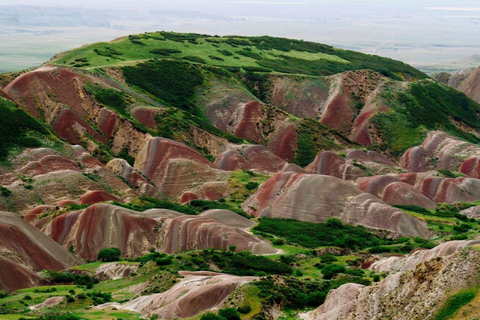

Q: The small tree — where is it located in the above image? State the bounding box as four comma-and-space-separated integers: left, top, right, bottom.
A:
97, 247, 121, 262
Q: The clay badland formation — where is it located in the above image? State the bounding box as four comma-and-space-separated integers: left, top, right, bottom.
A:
1, 32, 480, 320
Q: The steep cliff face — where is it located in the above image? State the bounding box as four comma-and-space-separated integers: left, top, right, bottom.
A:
303, 243, 480, 320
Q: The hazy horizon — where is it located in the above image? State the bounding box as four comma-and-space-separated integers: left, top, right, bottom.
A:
1, 0, 480, 73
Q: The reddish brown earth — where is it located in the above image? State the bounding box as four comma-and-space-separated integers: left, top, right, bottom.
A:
401, 131, 480, 173
179, 192, 200, 204
243, 172, 431, 237
460, 206, 480, 218
44, 204, 159, 260
134, 137, 224, 199
101, 272, 258, 319
306, 151, 364, 180
158, 215, 275, 254
459, 156, 480, 178
242, 145, 286, 173
44, 204, 275, 260
106, 158, 159, 197
233, 101, 264, 143
98, 109, 118, 139
0, 257, 43, 293
368, 240, 480, 273
131, 107, 162, 130
358, 176, 436, 209
52, 108, 106, 145
0, 211, 82, 292
17, 155, 80, 177
199, 209, 255, 229
79, 190, 123, 205
215, 146, 288, 173
266, 123, 297, 161
0, 88, 15, 102
214, 150, 252, 171
4, 66, 87, 118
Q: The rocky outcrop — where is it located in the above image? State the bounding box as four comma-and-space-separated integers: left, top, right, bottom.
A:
368, 240, 480, 274
95, 262, 140, 281
243, 172, 432, 237
30, 296, 65, 310
438, 67, 480, 104
460, 206, 480, 219
44, 204, 275, 260
304, 244, 480, 320
99, 272, 257, 319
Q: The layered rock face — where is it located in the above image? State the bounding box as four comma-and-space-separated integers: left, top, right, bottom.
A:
243, 172, 431, 237
303, 242, 480, 320
0, 211, 82, 292
43, 204, 275, 260
101, 271, 257, 319
134, 137, 227, 199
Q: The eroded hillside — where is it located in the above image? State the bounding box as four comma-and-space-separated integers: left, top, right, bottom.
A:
1, 32, 480, 320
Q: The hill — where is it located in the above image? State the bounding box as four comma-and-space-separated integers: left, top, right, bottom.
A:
2, 32, 480, 320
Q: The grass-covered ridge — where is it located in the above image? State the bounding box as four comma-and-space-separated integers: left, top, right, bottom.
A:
49, 32, 427, 81
371, 80, 480, 156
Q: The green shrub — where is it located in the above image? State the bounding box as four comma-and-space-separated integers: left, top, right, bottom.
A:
97, 247, 121, 262
122, 60, 204, 114
156, 257, 173, 266
219, 308, 240, 320
0, 98, 52, 161
201, 313, 222, 320
321, 264, 346, 279
237, 305, 251, 314
150, 48, 182, 55
320, 255, 338, 263
273, 239, 285, 245
85, 84, 128, 116
182, 56, 206, 64
254, 217, 395, 249
245, 181, 259, 190
0, 186, 11, 197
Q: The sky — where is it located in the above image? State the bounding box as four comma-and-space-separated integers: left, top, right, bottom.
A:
1, 0, 480, 73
